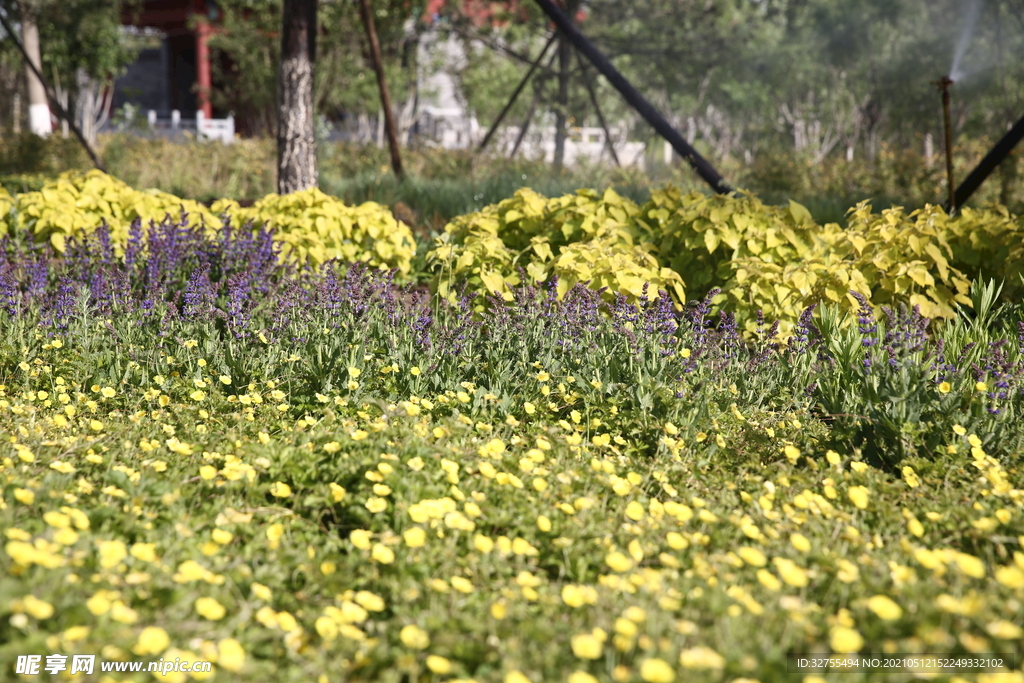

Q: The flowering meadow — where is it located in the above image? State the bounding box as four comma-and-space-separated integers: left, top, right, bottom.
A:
1, 204, 1024, 683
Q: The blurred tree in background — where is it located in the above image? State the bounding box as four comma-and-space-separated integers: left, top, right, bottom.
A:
0, 0, 137, 144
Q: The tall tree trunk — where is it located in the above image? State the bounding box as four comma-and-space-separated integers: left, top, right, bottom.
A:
359, 0, 404, 178
277, 0, 318, 194
21, 9, 51, 137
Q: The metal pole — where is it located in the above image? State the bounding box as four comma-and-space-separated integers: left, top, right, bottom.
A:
937, 75, 955, 213
0, 8, 105, 171
510, 89, 541, 158
358, 0, 404, 179
479, 32, 557, 152
531, 0, 731, 194
578, 53, 620, 168
952, 113, 1024, 211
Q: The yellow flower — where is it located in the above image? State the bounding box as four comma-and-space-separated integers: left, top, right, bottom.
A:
266, 523, 285, 549
371, 543, 395, 564
866, 595, 902, 620
365, 497, 388, 513
938, 381, 951, 393
217, 638, 246, 672
976, 381, 988, 392
348, 367, 362, 378
678, 646, 725, 670
569, 672, 599, 683
847, 486, 869, 509
625, 500, 646, 521
995, 566, 1024, 589
506, 671, 532, 683
269, 482, 292, 498
13, 488, 34, 505
737, 547, 767, 567
450, 576, 474, 594
606, 551, 633, 573
954, 552, 986, 579
251, 583, 272, 601
571, 633, 603, 659
98, 540, 127, 569
474, 535, 494, 553
756, 569, 781, 591
195, 597, 226, 620
400, 624, 429, 649
316, 616, 338, 641
22, 595, 54, 619
426, 655, 452, 674
774, 557, 809, 587
836, 559, 860, 583
901, 466, 921, 488
403, 527, 427, 547
783, 445, 801, 463
100, 386, 116, 398
354, 591, 385, 612
329, 482, 346, 502
953, 424, 967, 435
134, 626, 170, 655
351, 429, 369, 441
986, 620, 1024, 640
829, 626, 864, 653
211, 529, 233, 545
640, 658, 676, 683
790, 533, 811, 553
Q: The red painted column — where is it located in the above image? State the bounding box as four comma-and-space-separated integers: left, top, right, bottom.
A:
196, 20, 212, 117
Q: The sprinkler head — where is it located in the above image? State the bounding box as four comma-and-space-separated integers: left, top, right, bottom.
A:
934, 75, 954, 92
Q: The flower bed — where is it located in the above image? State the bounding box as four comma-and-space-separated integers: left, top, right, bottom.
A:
1, 209, 1023, 683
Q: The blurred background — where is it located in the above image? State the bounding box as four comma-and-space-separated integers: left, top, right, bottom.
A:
2, 0, 1024, 230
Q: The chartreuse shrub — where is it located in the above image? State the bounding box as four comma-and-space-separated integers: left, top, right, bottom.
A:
2, 233, 1024, 682
0, 170, 416, 274
433, 185, 1024, 335
1, 170, 217, 251
212, 189, 417, 275
429, 187, 685, 306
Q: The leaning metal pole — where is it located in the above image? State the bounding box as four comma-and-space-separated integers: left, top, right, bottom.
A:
531, 0, 732, 194
951, 112, 1024, 211
0, 8, 105, 171
479, 32, 557, 152
937, 76, 956, 213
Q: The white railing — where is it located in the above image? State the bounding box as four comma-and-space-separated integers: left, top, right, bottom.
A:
145, 109, 235, 144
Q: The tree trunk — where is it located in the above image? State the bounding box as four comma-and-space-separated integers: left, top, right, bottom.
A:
75, 68, 112, 147
358, 0, 404, 178
277, 0, 318, 194
21, 9, 51, 137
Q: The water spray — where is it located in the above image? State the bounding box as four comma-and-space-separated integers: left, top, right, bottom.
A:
935, 75, 956, 213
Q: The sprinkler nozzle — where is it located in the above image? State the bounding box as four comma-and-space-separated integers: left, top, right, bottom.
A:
934, 75, 955, 92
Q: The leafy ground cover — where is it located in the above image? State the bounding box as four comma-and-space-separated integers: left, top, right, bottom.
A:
1, 216, 1023, 682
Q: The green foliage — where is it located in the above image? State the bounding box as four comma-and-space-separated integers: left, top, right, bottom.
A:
429, 184, 1024, 336
1, 171, 416, 273
213, 189, 417, 274
3, 170, 217, 251
428, 187, 685, 306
